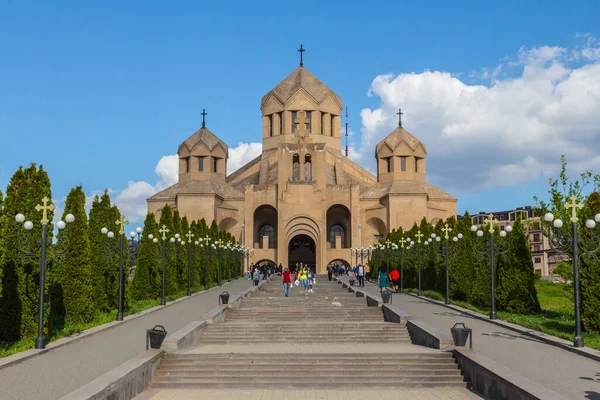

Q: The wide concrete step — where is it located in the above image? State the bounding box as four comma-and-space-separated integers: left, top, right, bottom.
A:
199, 338, 411, 343
150, 381, 467, 389
159, 361, 457, 368
154, 370, 461, 378
165, 353, 454, 360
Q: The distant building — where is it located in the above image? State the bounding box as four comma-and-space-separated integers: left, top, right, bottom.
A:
469, 206, 558, 276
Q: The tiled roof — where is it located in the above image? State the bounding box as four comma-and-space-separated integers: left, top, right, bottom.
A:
180, 127, 228, 153
147, 180, 243, 201
262, 67, 342, 105
377, 127, 425, 153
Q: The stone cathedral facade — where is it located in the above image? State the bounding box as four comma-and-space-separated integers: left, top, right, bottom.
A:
147, 63, 457, 273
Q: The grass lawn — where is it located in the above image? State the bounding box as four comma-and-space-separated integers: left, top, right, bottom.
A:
0, 284, 219, 359
409, 280, 600, 351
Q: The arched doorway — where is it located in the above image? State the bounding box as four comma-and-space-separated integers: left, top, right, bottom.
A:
254, 205, 277, 249
327, 205, 351, 249
288, 234, 316, 272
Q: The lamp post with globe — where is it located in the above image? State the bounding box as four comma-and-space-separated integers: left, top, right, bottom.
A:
471, 214, 513, 320
145, 225, 176, 305
100, 215, 143, 321
394, 236, 412, 293
429, 224, 463, 305
543, 196, 600, 347
15, 197, 75, 349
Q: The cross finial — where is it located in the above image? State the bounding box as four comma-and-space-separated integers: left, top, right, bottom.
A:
484, 214, 498, 233
397, 108, 403, 128
399, 237, 407, 248
201, 109, 207, 128
298, 44, 305, 67
565, 195, 584, 223
441, 223, 452, 240
116, 214, 129, 235
159, 225, 169, 240
385, 239, 391, 248
186, 230, 194, 243
415, 230, 424, 244
35, 197, 55, 225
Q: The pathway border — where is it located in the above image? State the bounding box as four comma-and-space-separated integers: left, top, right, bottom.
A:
405, 292, 600, 363
0, 279, 243, 371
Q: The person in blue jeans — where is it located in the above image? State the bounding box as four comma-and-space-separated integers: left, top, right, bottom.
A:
378, 269, 387, 293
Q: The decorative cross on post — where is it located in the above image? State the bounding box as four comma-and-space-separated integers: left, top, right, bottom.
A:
565, 195, 584, 223
397, 109, 403, 128
485, 214, 498, 233
385, 239, 391, 248
203, 235, 211, 244
201, 109, 208, 128
298, 44, 305, 67
159, 225, 169, 240
442, 223, 452, 240
186, 230, 194, 243
116, 214, 129, 235
415, 230, 424, 243
399, 237, 407, 248
35, 197, 55, 225
293, 111, 310, 138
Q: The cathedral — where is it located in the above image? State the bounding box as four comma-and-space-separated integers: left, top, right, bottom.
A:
147, 54, 457, 273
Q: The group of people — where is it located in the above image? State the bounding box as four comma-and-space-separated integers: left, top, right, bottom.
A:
281, 263, 316, 297
248, 262, 283, 284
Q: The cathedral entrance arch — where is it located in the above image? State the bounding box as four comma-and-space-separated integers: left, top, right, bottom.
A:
288, 234, 316, 272
327, 205, 351, 249
254, 205, 277, 249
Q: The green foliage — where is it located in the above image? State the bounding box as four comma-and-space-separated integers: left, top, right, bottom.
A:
580, 191, 600, 331
131, 213, 160, 300
158, 205, 178, 295
450, 214, 476, 301
0, 190, 4, 299
52, 186, 94, 325
0, 164, 53, 340
172, 210, 185, 290
554, 262, 573, 281
495, 218, 540, 313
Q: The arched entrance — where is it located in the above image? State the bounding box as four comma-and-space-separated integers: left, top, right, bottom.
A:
288, 234, 316, 272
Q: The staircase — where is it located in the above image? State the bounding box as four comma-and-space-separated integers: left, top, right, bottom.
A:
150, 278, 466, 389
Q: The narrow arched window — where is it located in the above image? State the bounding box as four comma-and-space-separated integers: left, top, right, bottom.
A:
292, 154, 300, 181
304, 154, 312, 180
330, 224, 345, 248
259, 224, 275, 248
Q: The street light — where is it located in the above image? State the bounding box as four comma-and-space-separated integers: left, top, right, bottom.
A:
196, 236, 212, 290
430, 224, 463, 304
471, 214, 513, 320
16, 197, 75, 349
396, 236, 411, 293
413, 230, 425, 296
100, 215, 142, 321
543, 196, 600, 347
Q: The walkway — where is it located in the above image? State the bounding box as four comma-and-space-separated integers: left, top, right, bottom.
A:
0, 279, 254, 400
338, 274, 600, 399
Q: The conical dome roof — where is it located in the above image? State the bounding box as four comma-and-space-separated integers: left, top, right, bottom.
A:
262, 67, 341, 105
376, 127, 426, 154
179, 126, 228, 154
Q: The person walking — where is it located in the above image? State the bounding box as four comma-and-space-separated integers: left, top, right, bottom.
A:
307, 267, 315, 293
282, 268, 292, 297
327, 264, 333, 281
378, 269, 387, 293
298, 267, 308, 293
389, 269, 400, 292
356, 263, 365, 287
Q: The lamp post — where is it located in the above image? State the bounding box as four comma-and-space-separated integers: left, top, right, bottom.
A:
543, 196, 600, 347
100, 215, 142, 321
412, 230, 425, 296
214, 239, 224, 286
15, 198, 75, 349
430, 224, 463, 304
471, 214, 513, 320
351, 247, 360, 267
184, 230, 194, 296
396, 236, 411, 293
197, 236, 212, 290
243, 247, 254, 273
155, 225, 170, 305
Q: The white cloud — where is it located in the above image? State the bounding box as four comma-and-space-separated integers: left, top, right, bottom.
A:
227, 142, 263, 174
356, 37, 600, 194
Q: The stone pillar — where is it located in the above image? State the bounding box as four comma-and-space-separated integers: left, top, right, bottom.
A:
272, 113, 281, 136
299, 150, 305, 180
332, 115, 341, 137
311, 110, 321, 134
322, 113, 331, 136
284, 111, 292, 135
262, 116, 270, 138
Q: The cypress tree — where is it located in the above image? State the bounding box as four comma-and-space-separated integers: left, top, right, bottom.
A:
495, 217, 540, 312
131, 213, 160, 300
580, 191, 600, 331
172, 210, 185, 290
88, 191, 119, 312
449, 214, 476, 301
209, 220, 220, 285
469, 215, 492, 308
158, 204, 178, 295
0, 189, 4, 299
0, 164, 53, 340
52, 186, 94, 325
180, 216, 191, 290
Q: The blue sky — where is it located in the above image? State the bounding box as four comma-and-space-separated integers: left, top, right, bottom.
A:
2, 0, 600, 223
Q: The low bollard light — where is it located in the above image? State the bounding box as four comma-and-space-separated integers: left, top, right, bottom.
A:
451, 322, 472, 348
146, 325, 167, 350
219, 291, 230, 305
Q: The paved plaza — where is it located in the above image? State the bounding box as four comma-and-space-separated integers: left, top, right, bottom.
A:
337, 275, 600, 400
0, 279, 254, 400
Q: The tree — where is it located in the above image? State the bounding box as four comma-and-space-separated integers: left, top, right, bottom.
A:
579, 191, 600, 331
450, 213, 477, 301
172, 210, 185, 290
0, 164, 53, 340
0, 189, 4, 299
52, 186, 94, 325
158, 204, 178, 295
495, 217, 540, 313
88, 191, 120, 312
131, 213, 160, 300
